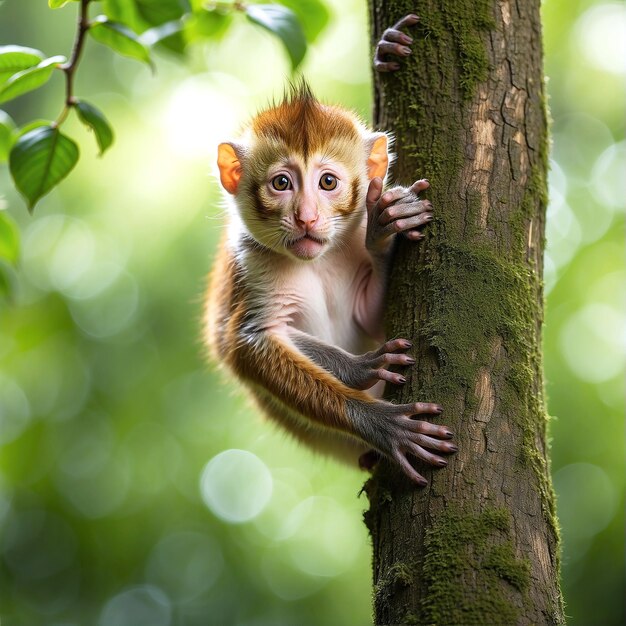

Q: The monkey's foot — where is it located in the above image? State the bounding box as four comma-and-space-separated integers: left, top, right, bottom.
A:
374, 14, 419, 73
377, 402, 458, 486
359, 449, 381, 471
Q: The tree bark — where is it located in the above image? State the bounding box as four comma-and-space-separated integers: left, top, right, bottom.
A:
364, 1, 565, 624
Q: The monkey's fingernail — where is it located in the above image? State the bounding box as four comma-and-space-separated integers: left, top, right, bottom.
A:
449, 445, 459, 452
418, 479, 428, 487
406, 357, 416, 364
402, 35, 413, 44
436, 405, 444, 413
445, 430, 454, 438
398, 376, 407, 384
403, 340, 412, 348
401, 46, 412, 56
391, 63, 401, 70
437, 459, 448, 467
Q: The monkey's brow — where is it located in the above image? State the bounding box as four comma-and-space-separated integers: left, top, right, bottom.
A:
273, 155, 302, 168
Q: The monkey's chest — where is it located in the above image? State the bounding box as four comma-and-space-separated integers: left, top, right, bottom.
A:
279, 266, 372, 353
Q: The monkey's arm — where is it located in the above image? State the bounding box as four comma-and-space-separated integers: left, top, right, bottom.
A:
290, 329, 414, 389
229, 330, 455, 485
355, 178, 433, 337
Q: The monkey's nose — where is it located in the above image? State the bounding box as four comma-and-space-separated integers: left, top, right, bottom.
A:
295, 212, 319, 230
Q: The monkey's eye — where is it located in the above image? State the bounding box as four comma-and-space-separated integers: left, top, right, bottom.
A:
319, 174, 338, 190
271, 175, 291, 191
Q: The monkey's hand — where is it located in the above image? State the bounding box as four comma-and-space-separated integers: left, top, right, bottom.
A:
291, 331, 415, 389
374, 14, 418, 73
349, 399, 457, 486
365, 177, 433, 259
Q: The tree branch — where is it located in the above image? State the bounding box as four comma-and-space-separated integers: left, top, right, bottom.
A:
56, 0, 92, 125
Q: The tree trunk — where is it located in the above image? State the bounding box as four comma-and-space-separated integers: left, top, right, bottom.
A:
364, 1, 565, 624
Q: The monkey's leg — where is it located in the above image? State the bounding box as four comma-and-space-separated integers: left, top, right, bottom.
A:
229, 331, 457, 485
289, 329, 414, 390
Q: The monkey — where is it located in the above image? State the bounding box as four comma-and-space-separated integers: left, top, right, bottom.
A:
204, 18, 457, 487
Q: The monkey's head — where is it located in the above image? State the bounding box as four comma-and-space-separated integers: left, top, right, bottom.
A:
217, 82, 389, 261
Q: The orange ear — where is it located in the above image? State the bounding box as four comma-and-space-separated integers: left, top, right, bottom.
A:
217, 142, 244, 194
367, 134, 388, 180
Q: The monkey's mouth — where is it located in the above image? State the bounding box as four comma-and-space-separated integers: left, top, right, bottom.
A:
286, 233, 328, 259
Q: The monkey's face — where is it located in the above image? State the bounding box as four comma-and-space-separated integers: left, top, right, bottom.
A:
217, 87, 389, 261
239, 142, 365, 261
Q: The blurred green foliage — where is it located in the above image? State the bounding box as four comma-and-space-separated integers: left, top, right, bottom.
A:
0, 0, 319, 218
0, 1, 624, 625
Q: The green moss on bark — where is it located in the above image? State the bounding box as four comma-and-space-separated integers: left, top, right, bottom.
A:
378, 0, 495, 187
420, 507, 530, 625
374, 561, 414, 606
419, 242, 538, 388
424, 0, 495, 98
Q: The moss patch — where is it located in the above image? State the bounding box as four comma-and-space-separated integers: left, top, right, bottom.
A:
379, 0, 495, 189
374, 561, 414, 606
420, 507, 530, 625
426, 0, 495, 99
418, 241, 538, 392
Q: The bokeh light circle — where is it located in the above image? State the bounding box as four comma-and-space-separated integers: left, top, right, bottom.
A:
575, 3, 626, 75
199, 449, 273, 523
145, 531, 223, 601
98, 585, 171, 626
559, 303, 624, 383
554, 463, 617, 541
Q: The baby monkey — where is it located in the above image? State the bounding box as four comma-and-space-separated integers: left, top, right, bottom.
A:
206, 17, 456, 486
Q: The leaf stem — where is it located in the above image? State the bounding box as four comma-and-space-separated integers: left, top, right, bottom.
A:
56, 0, 92, 124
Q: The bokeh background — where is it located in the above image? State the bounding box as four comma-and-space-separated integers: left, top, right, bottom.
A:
0, 0, 623, 624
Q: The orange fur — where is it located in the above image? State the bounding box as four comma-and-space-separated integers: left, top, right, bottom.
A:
251, 83, 361, 158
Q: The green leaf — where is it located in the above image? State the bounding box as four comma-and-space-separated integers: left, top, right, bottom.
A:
139, 20, 184, 46
246, 4, 306, 70
102, 0, 140, 29
0, 109, 16, 163
0, 45, 45, 84
17, 119, 51, 138
144, 20, 187, 55
279, 0, 329, 43
135, 0, 186, 27
101, 0, 187, 55
0, 211, 19, 266
0, 56, 66, 105
89, 16, 153, 67
9, 126, 79, 212
184, 10, 233, 44
48, 0, 79, 8
75, 100, 114, 155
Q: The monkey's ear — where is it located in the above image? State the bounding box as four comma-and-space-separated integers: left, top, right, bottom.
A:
366, 133, 389, 180
217, 142, 245, 194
